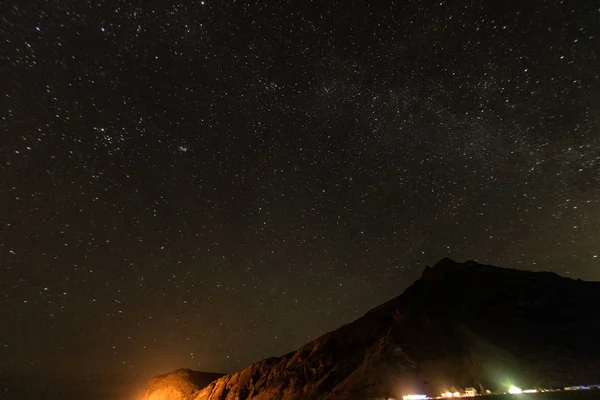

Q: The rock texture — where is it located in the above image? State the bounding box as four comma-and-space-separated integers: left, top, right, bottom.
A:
142, 259, 600, 400
141, 369, 224, 400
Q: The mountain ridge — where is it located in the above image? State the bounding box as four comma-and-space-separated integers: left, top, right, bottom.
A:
141, 259, 600, 400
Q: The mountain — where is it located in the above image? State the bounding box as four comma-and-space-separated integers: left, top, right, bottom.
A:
141, 259, 600, 400
141, 369, 224, 400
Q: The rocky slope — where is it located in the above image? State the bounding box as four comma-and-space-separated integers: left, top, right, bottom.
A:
142, 259, 600, 400
141, 369, 224, 400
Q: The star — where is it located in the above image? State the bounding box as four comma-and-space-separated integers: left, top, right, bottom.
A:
1, 0, 599, 397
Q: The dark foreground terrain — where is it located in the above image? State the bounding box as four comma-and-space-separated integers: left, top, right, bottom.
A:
489, 392, 600, 400
142, 259, 600, 400
0, 373, 147, 400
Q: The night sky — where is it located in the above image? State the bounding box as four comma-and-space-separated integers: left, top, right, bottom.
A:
1, 0, 599, 397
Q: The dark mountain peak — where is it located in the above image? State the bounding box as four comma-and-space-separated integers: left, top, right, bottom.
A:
420, 258, 569, 285
142, 260, 600, 400
432, 257, 459, 268
421, 258, 493, 280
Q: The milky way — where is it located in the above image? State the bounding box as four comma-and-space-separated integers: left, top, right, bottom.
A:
1, 0, 599, 390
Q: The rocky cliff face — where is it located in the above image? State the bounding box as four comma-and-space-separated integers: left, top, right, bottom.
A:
142, 259, 600, 400
140, 369, 224, 400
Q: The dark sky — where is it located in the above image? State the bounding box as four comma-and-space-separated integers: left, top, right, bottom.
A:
1, 0, 599, 396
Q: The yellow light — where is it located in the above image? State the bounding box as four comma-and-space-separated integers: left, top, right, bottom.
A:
509, 386, 523, 394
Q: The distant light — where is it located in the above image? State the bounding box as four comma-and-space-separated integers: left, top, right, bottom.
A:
35, 26, 40, 31
441, 392, 460, 398
101, 27, 105, 32
404, 394, 428, 400
509, 386, 523, 394
523, 390, 538, 394
565, 386, 591, 391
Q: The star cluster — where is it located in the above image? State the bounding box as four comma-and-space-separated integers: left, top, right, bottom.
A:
1, 0, 599, 392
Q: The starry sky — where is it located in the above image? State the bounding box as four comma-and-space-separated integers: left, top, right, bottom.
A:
1, 0, 599, 397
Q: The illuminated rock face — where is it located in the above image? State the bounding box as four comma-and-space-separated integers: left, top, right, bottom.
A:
146, 387, 187, 400
140, 369, 223, 400
143, 259, 600, 400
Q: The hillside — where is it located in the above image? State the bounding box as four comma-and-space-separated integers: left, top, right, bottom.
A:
142, 259, 600, 400
141, 369, 224, 400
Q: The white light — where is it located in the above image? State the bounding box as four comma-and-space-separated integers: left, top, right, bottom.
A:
509, 386, 523, 394
441, 392, 459, 398
404, 394, 428, 400
524, 390, 538, 394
